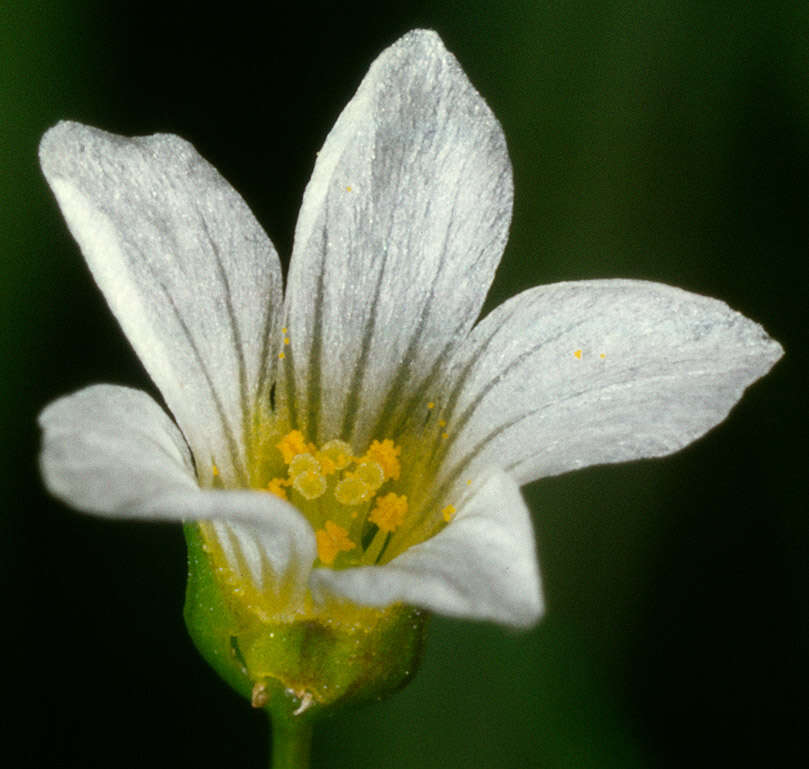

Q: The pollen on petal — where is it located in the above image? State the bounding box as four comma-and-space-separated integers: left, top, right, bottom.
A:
369, 493, 408, 533
362, 439, 401, 481
442, 504, 457, 522
574, 349, 582, 360
316, 521, 355, 565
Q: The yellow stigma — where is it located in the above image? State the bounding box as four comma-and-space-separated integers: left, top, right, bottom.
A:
277, 430, 313, 464
369, 493, 409, 533
441, 504, 456, 523
362, 439, 401, 481
316, 521, 355, 565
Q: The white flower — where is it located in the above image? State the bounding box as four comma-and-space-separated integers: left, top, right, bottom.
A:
38, 30, 781, 630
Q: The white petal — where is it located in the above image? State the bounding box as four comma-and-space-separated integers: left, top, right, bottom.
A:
39, 385, 316, 603
310, 469, 542, 627
433, 280, 783, 488
39, 122, 283, 485
282, 30, 513, 448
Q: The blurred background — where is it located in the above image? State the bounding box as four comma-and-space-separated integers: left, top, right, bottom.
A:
3, 2, 807, 767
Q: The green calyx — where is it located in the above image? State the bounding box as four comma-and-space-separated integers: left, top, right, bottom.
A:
182, 523, 428, 726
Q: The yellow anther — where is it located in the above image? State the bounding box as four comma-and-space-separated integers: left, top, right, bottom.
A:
288, 452, 321, 478
320, 439, 354, 471
334, 475, 371, 505
266, 477, 289, 500
362, 439, 401, 481
442, 504, 457, 522
369, 493, 409, 533
574, 349, 582, 360
316, 521, 355, 565
277, 430, 313, 464
353, 461, 385, 491
293, 470, 327, 500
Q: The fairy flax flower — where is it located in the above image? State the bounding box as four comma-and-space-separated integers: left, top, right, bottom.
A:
38, 29, 781, 734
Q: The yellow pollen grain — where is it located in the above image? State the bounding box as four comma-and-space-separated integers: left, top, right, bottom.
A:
438, 419, 447, 427
212, 464, 219, 477
277, 430, 313, 464
284, 337, 290, 345
466, 479, 472, 485
293, 469, 327, 500
316, 521, 355, 565
362, 439, 401, 481
334, 475, 371, 505
354, 461, 385, 491
289, 452, 321, 477
278, 351, 285, 360
282, 327, 288, 333
369, 493, 408, 533
441, 432, 449, 440
427, 401, 435, 409
574, 349, 582, 360
320, 439, 354, 471
600, 353, 606, 359
442, 504, 456, 522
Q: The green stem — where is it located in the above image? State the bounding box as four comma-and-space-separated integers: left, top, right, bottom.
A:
270, 716, 312, 769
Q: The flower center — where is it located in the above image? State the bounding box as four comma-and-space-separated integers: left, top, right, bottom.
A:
266, 430, 411, 567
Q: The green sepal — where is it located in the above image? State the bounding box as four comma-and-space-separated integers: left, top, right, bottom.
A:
183, 523, 429, 726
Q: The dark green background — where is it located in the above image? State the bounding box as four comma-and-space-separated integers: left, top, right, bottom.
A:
3, 2, 806, 767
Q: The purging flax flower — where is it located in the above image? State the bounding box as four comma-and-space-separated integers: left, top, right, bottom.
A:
39, 30, 781, 722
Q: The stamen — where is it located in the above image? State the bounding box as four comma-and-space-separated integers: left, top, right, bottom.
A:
277, 430, 313, 464
369, 493, 408, 533
316, 521, 355, 565
362, 439, 401, 481
266, 477, 289, 500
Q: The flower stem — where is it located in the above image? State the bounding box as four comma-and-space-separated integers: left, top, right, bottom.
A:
270, 716, 312, 769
